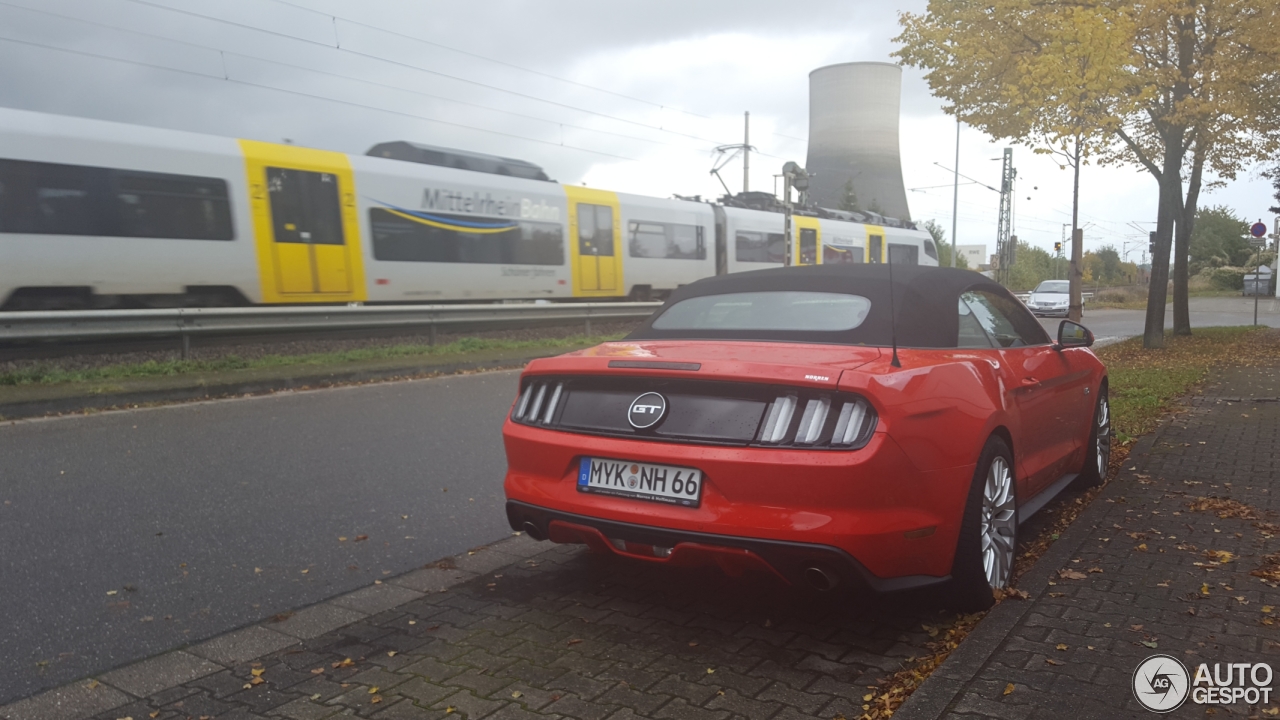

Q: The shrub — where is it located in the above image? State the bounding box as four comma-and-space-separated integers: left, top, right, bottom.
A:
1095, 287, 1145, 303
1199, 266, 1245, 290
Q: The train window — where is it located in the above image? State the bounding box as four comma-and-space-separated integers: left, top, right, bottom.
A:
868, 234, 883, 263
888, 243, 919, 266
923, 238, 939, 261
628, 220, 705, 260
577, 203, 614, 257
267, 168, 344, 245
0, 158, 233, 240
369, 208, 564, 265
116, 171, 234, 241
735, 231, 784, 263
823, 246, 862, 264
798, 228, 817, 265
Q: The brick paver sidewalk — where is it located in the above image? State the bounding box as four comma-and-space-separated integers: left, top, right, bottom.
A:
1, 514, 961, 720
898, 364, 1280, 719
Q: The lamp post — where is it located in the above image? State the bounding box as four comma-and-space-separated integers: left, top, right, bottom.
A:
951, 117, 959, 268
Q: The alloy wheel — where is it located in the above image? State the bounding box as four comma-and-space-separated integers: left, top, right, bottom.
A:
1096, 394, 1111, 476
980, 456, 1017, 588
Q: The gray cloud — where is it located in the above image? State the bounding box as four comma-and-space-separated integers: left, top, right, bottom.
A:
2, 0, 1268, 254
0, 0, 925, 184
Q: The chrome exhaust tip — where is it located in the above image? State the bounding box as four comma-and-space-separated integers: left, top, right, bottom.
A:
521, 521, 546, 541
804, 566, 838, 591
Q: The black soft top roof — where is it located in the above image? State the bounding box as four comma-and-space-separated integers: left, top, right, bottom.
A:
626, 264, 1011, 348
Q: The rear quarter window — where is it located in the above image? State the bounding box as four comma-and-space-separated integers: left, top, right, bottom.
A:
651, 291, 872, 332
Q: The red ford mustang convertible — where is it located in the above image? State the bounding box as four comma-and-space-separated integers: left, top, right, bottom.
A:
503, 265, 1109, 609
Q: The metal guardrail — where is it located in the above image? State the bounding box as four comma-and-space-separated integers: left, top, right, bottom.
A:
0, 302, 664, 358
1015, 292, 1094, 304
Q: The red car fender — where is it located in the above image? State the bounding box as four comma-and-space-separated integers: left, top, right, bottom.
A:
839, 349, 1016, 475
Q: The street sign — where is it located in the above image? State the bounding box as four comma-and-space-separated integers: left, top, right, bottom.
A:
1249, 220, 1271, 324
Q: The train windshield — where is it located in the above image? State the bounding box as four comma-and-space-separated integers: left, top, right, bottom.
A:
1034, 281, 1069, 293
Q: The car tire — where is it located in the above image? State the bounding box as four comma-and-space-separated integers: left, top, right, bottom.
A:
945, 435, 1017, 612
1077, 385, 1111, 487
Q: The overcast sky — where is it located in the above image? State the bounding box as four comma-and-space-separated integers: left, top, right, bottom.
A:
1, 0, 1275, 263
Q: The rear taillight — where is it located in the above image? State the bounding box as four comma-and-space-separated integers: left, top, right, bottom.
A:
512, 379, 565, 425
757, 392, 876, 449
758, 393, 798, 444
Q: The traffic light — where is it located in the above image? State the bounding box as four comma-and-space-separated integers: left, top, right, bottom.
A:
1149, 231, 1156, 255
1054, 241, 1061, 253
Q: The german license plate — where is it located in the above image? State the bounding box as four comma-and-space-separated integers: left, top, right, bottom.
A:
577, 457, 702, 507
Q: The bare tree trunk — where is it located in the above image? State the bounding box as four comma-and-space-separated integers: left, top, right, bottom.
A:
1068, 134, 1084, 323
1143, 141, 1184, 349
1166, 8, 1196, 339
1173, 147, 1204, 336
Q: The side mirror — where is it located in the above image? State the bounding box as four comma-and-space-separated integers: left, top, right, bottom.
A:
1056, 320, 1093, 349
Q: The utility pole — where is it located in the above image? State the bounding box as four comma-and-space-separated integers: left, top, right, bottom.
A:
1068, 134, 1084, 324
710, 113, 755, 199
1273, 216, 1280, 300
1060, 224, 1069, 280
1255, 218, 1266, 326
781, 162, 809, 267
783, 175, 793, 267
995, 148, 1014, 284
951, 118, 960, 268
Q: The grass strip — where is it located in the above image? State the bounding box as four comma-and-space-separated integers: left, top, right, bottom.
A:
0, 333, 628, 387
1095, 325, 1269, 441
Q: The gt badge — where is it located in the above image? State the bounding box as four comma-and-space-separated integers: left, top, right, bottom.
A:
628, 392, 667, 429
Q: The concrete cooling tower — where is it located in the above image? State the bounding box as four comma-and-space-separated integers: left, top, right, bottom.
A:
805, 62, 911, 222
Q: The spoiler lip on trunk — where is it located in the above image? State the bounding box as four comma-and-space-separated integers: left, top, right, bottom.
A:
524, 340, 886, 391
606, 360, 701, 371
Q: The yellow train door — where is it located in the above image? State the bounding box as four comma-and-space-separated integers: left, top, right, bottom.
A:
565, 186, 623, 296
865, 225, 887, 264
239, 140, 366, 303
793, 216, 822, 266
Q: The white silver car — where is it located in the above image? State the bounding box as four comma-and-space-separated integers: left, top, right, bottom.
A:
1027, 280, 1073, 317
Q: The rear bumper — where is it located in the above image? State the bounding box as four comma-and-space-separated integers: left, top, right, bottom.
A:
504, 417, 975, 581
506, 500, 950, 594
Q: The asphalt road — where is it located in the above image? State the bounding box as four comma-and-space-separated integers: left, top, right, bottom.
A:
1034, 294, 1280, 342
3, 294, 1277, 704
0, 371, 521, 704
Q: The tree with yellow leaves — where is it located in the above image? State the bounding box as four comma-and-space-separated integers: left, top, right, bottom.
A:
897, 2, 1133, 324
896, 0, 1280, 348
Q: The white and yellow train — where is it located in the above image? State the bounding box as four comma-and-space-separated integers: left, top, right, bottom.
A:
0, 107, 938, 310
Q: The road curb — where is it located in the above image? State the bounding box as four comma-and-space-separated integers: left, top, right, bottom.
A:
0, 352, 557, 421
891, 430, 1162, 720
0, 533, 544, 720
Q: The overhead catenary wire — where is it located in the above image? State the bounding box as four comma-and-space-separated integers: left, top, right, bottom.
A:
0, 1, 723, 156
0, 36, 644, 161
264, 0, 803, 146
913, 187, 1138, 240
115, 0, 791, 161
914, 193, 1138, 250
